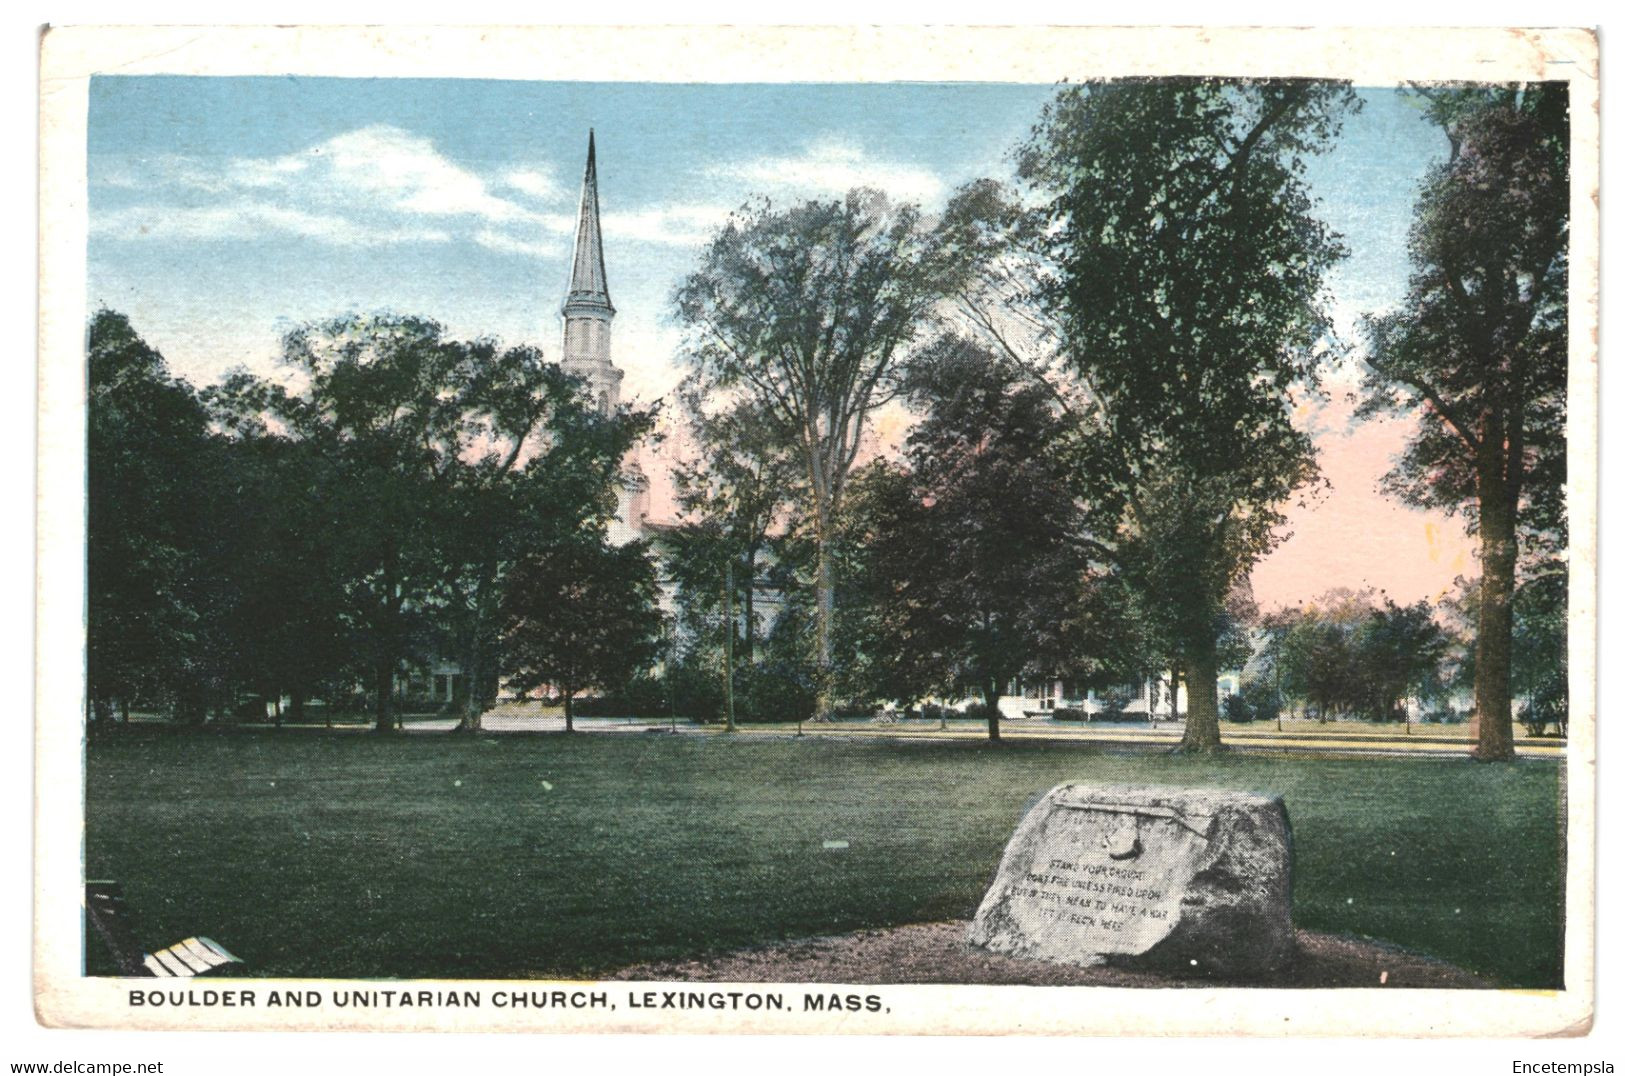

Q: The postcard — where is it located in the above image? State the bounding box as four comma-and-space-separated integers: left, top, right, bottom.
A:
36, 24, 1598, 1035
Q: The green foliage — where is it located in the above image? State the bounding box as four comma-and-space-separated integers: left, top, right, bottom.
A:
840, 338, 1109, 739
501, 537, 664, 727
1359, 85, 1569, 530
214, 313, 651, 730
88, 310, 649, 729
1441, 570, 1568, 735
1513, 567, 1568, 736
960, 701, 998, 724
86, 310, 214, 720
1263, 590, 1451, 722
1015, 78, 1357, 750
666, 388, 806, 715
674, 189, 974, 709
1359, 85, 1569, 759
1222, 679, 1280, 725
196, 434, 362, 718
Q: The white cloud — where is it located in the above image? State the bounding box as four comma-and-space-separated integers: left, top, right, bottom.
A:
92, 202, 452, 247
503, 167, 564, 203
710, 136, 946, 205
602, 204, 731, 248
228, 154, 311, 190
94, 124, 736, 258
538, 212, 578, 236
296, 126, 538, 224
93, 125, 565, 256
473, 228, 560, 259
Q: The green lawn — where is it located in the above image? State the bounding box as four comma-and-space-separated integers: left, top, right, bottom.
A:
83, 729, 1566, 986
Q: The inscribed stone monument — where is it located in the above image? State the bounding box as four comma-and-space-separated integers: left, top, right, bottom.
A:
967, 783, 1294, 978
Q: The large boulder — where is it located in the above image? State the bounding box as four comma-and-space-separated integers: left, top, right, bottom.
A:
966, 783, 1294, 978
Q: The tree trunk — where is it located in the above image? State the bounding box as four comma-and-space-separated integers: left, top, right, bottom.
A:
290, 690, 306, 723
723, 559, 737, 732
813, 536, 835, 721
563, 691, 575, 733
373, 657, 395, 733
1178, 650, 1223, 753
1474, 449, 1518, 762
983, 679, 1002, 743
743, 547, 758, 664
375, 550, 401, 734
456, 590, 489, 733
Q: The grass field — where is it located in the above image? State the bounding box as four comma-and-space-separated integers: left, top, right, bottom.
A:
83, 728, 1566, 986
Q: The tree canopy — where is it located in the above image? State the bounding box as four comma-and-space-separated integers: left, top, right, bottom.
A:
673, 189, 969, 718
86, 309, 214, 721
500, 536, 664, 731
842, 338, 1109, 740
1015, 78, 1357, 752
1360, 84, 1569, 760
1262, 590, 1451, 723
155, 310, 651, 730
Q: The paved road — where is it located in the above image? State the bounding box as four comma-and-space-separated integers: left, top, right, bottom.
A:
719, 722, 1568, 759
399, 713, 1567, 759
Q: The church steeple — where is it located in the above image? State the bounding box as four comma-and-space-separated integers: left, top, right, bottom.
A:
559, 131, 623, 416
563, 129, 614, 319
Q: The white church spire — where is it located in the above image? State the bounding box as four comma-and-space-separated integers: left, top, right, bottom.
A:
559, 130, 623, 415
554, 132, 646, 544
563, 129, 614, 319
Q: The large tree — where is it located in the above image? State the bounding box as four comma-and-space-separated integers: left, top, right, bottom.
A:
432, 342, 649, 732
1017, 78, 1356, 753
670, 387, 802, 671
212, 314, 644, 732
842, 338, 1107, 742
673, 189, 964, 718
1360, 85, 1569, 761
500, 536, 663, 732
197, 431, 358, 724
86, 310, 213, 722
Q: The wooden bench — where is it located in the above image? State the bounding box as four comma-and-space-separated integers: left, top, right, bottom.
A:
85, 881, 243, 977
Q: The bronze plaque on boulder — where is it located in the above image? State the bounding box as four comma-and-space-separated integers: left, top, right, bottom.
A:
967, 784, 1294, 977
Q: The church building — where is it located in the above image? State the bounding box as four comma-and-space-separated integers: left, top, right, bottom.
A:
558, 130, 651, 548
419, 133, 659, 707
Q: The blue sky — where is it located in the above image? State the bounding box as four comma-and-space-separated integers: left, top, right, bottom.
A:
85, 78, 1463, 604
87, 78, 1444, 396
89, 78, 1061, 398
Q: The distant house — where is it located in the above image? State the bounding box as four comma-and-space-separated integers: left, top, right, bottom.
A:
993, 674, 1237, 722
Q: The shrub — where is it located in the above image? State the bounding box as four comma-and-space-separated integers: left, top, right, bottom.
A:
666, 656, 725, 723
962, 701, 997, 723
737, 659, 817, 724
1223, 680, 1280, 725
1097, 689, 1133, 720
1051, 707, 1089, 722
624, 673, 669, 718
1519, 698, 1568, 738
566, 693, 630, 717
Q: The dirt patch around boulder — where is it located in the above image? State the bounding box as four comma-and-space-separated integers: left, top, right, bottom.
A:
606, 922, 1492, 988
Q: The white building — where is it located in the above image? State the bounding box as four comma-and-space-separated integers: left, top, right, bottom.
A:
557, 131, 652, 548
994, 673, 1240, 722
